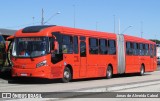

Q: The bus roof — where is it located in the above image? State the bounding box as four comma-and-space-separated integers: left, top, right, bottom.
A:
124, 34, 155, 44
14, 25, 155, 44
14, 25, 116, 39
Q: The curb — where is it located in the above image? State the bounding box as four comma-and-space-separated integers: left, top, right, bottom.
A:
0, 79, 8, 84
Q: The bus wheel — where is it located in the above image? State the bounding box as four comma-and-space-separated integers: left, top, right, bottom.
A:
140, 65, 145, 76
106, 65, 113, 79
62, 67, 72, 83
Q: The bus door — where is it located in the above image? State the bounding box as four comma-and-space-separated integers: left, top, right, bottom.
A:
80, 40, 87, 77
0, 35, 6, 69
150, 44, 154, 71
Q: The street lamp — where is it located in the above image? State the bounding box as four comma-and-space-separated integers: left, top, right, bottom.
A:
113, 15, 116, 33
73, 5, 76, 28
121, 25, 132, 34
32, 17, 35, 25
96, 22, 98, 31
44, 12, 61, 24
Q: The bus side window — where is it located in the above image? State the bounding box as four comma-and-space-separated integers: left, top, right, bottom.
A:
133, 43, 138, 55
52, 32, 62, 54
154, 45, 156, 57
50, 37, 54, 51
150, 44, 153, 57
142, 44, 145, 56
80, 41, 86, 57
99, 39, 108, 54
126, 42, 133, 55
144, 44, 149, 56
126, 42, 129, 55
139, 43, 144, 56
73, 36, 78, 54
80, 36, 86, 41
89, 38, 98, 54
108, 40, 116, 55
62, 35, 73, 54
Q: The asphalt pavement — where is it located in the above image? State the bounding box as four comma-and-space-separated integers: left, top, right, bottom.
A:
0, 65, 160, 101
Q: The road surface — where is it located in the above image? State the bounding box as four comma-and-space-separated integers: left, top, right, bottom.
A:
0, 66, 160, 101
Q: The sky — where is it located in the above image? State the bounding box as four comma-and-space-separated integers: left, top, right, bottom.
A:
0, 0, 160, 40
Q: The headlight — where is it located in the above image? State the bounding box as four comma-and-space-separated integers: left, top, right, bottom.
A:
36, 60, 47, 68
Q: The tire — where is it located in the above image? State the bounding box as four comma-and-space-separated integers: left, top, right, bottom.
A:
139, 65, 145, 76
61, 67, 72, 83
106, 65, 113, 79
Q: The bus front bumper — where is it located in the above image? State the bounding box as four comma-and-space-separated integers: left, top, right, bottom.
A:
12, 67, 53, 79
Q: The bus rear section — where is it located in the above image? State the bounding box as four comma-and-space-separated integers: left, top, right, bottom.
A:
118, 34, 157, 75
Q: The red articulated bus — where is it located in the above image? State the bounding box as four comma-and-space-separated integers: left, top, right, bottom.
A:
9, 25, 157, 83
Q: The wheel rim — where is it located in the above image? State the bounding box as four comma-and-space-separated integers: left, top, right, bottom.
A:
141, 67, 144, 74
64, 71, 70, 79
107, 68, 112, 77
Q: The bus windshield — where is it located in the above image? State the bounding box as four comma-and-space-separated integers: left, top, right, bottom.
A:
12, 37, 49, 57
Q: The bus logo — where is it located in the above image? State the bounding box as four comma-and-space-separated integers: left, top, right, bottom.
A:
22, 65, 26, 68
2, 93, 11, 98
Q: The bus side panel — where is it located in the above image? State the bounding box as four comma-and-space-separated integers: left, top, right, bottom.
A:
51, 64, 63, 79
97, 55, 108, 77
97, 55, 117, 76
72, 55, 81, 79
154, 56, 157, 71
108, 55, 117, 75
143, 56, 151, 72
133, 55, 140, 72
87, 54, 99, 77
87, 54, 117, 77
63, 54, 80, 79
125, 55, 135, 73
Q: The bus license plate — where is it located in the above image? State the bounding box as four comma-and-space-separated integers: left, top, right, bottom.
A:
21, 73, 27, 76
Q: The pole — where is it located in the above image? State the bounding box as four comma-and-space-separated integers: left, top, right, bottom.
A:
41, 8, 44, 25
96, 22, 98, 31
118, 18, 120, 34
32, 17, 35, 25
121, 25, 132, 34
44, 12, 60, 24
141, 21, 143, 38
155, 34, 157, 44
113, 15, 116, 34
73, 5, 76, 28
